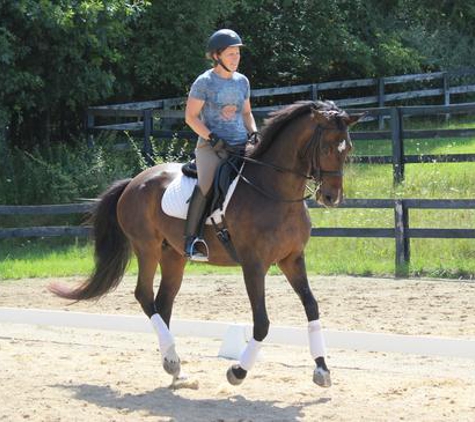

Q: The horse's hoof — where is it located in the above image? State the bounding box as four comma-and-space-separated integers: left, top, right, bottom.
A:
162, 345, 181, 376
313, 367, 331, 388
226, 365, 247, 386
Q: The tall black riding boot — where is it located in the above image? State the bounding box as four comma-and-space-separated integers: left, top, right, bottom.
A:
184, 186, 209, 261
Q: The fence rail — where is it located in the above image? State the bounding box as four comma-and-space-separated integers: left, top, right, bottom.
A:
86, 68, 475, 161
2, 199, 474, 277
87, 102, 475, 184
308, 198, 475, 276
0, 203, 92, 239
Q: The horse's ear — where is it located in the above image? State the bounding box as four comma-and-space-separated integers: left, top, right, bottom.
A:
343, 112, 366, 126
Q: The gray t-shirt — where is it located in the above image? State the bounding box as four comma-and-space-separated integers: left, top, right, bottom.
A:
189, 69, 250, 145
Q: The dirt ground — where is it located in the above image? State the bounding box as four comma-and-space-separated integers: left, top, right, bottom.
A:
1, 275, 474, 421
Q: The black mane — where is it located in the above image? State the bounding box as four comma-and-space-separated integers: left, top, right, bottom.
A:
250, 100, 342, 158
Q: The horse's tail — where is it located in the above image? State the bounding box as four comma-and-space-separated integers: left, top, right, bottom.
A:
49, 178, 132, 301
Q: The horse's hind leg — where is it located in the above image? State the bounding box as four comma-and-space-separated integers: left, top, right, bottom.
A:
134, 240, 161, 318
133, 240, 185, 377
277, 252, 331, 388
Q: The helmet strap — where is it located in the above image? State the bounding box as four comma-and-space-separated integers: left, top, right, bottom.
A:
216, 56, 232, 74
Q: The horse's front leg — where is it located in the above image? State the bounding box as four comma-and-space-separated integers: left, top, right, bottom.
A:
227, 262, 270, 386
278, 252, 331, 388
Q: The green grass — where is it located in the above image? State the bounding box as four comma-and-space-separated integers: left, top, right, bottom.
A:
1, 119, 475, 280
0, 238, 98, 279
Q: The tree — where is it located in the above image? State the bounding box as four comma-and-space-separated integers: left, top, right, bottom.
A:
124, 0, 235, 99
223, 0, 424, 88
0, 0, 147, 147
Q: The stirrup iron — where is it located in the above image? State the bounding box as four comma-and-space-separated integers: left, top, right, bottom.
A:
189, 238, 209, 262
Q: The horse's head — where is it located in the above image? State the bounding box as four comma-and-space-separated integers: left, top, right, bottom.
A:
308, 104, 363, 207
252, 101, 363, 206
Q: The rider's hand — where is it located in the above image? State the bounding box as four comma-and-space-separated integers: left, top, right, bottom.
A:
248, 131, 261, 145
208, 133, 230, 151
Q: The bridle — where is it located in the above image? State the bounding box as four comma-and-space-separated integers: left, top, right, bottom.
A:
225, 122, 347, 203
302, 125, 346, 182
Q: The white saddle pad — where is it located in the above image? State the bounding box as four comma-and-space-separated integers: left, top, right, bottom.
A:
161, 172, 240, 225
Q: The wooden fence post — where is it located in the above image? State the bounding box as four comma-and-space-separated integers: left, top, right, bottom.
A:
311, 84, 319, 101
378, 78, 385, 129
394, 199, 410, 277
443, 72, 450, 106
142, 109, 154, 165
390, 107, 404, 184
160, 99, 173, 131
443, 72, 450, 122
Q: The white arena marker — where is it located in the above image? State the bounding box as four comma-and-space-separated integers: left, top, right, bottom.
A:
217, 324, 250, 360
1, 307, 474, 360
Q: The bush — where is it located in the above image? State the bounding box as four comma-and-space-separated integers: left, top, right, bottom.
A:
0, 133, 197, 205
0, 136, 140, 205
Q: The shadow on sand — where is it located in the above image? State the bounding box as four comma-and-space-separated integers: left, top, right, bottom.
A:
56, 382, 331, 421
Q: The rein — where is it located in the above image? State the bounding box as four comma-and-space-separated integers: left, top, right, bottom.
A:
225, 124, 343, 203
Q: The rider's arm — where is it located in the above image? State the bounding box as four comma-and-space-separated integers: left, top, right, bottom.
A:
185, 97, 212, 140
242, 98, 257, 134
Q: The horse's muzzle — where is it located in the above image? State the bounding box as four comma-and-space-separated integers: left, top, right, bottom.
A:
316, 188, 342, 208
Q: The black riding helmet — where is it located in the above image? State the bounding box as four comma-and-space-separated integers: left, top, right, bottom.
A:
206, 29, 244, 53
206, 29, 243, 72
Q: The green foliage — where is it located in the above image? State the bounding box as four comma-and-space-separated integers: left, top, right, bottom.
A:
1, 0, 475, 148
386, 0, 475, 70
0, 132, 196, 205
0, 136, 145, 205
125, 0, 234, 97
0, 0, 148, 147
226, 0, 423, 86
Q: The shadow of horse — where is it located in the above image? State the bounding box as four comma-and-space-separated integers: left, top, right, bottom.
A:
54, 382, 331, 421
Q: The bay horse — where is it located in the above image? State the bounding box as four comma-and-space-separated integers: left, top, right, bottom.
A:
50, 100, 362, 388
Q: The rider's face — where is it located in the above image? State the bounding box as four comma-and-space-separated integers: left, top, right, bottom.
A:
216, 46, 241, 72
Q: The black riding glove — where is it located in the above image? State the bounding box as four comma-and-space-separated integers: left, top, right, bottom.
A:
208, 133, 229, 151
248, 131, 261, 145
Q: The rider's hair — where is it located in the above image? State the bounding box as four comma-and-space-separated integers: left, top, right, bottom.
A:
206, 48, 226, 64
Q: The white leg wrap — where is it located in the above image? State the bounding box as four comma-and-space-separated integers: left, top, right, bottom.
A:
150, 313, 175, 354
308, 320, 326, 360
239, 338, 263, 371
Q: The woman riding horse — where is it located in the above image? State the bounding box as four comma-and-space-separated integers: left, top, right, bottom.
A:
184, 29, 258, 261
49, 34, 362, 387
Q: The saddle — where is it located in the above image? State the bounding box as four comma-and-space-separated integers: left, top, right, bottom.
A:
181, 152, 244, 216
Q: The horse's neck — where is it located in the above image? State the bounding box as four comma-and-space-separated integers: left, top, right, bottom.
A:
248, 130, 310, 198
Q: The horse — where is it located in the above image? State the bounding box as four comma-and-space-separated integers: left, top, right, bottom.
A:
49, 100, 362, 388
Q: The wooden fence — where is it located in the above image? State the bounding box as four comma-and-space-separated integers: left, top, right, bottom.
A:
349, 102, 475, 183
308, 198, 475, 277
87, 101, 475, 185
86, 69, 475, 182
87, 68, 475, 130
2, 199, 474, 277
0, 204, 91, 238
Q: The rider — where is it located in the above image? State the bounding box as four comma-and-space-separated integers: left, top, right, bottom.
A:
184, 29, 258, 260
